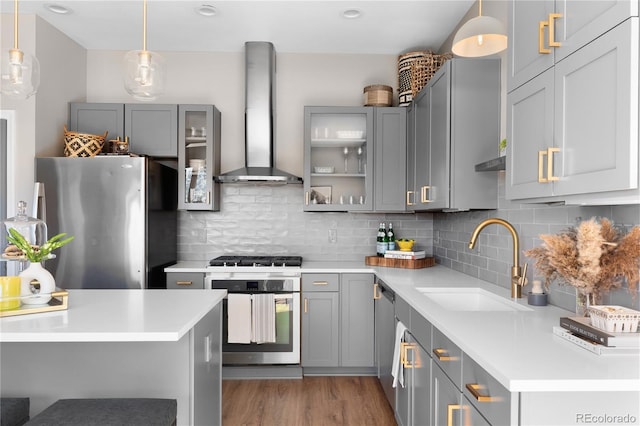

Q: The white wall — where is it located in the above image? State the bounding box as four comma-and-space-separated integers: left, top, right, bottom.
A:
86, 49, 397, 177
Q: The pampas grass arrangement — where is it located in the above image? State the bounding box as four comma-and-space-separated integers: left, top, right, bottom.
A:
525, 218, 640, 300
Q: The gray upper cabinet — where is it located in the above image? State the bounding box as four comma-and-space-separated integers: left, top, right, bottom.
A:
304, 106, 407, 212
410, 59, 500, 211
405, 104, 417, 210
125, 104, 178, 157
178, 105, 221, 211
374, 108, 407, 212
508, 0, 635, 91
507, 7, 639, 203
69, 103, 178, 157
304, 107, 374, 211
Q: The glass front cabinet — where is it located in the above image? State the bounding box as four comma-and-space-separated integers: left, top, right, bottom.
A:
303, 107, 374, 211
178, 105, 221, 211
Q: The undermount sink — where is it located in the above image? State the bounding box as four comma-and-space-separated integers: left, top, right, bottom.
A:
416, 287, 532, 312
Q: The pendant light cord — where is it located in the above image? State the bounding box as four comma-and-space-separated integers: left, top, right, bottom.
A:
478, 0, 483, 17
13, 0, 19, 50
142, 0, 147, 52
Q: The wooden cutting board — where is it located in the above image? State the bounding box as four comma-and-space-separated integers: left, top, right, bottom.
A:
365, 256, 435, 269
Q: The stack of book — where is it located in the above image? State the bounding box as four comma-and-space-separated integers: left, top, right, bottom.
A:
384, 250, 427, 260
553, 316, 640, 355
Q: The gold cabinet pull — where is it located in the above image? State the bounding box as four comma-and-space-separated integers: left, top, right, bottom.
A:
402, 343, 421, 369
406, 190, 415, 206
373, 283, 381, 300
538, 149, 548, 182
547, 147, 560, 182
304, 191, 310, 205
304, 298, 308, 313
466, 383, 499, 402
420, 186, 431, 203
176, 281, 193, 286
447, 404, 470, 426
433, 347, 458, 361
538, 20, 550, 54
548, 13, 562, 47
313, 281, 328, 286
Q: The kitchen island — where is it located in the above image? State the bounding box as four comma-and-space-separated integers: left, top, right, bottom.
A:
0, 289, 226, 426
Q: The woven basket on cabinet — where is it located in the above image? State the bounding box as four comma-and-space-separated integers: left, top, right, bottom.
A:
397, 51, 452, 106
63, 125, 108, 157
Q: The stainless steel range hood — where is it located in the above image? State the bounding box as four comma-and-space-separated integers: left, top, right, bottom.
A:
216, 42, 303, 184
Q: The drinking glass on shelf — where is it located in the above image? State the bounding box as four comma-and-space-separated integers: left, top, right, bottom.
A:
357, 146, 363, 173
343, 147, 349, 173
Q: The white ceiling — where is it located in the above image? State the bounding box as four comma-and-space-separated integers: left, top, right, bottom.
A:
0, 0, 475, 54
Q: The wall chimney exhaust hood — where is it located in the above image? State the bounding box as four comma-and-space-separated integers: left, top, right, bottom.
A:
216, 42, 303, 184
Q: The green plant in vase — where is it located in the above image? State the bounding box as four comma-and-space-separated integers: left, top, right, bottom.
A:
6, 228, 74, 262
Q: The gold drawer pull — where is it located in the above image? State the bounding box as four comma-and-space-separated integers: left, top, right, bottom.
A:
466, 383, 500, 402
373, 283, 381, 300
305, 191, 310, 205
538, 149, 548, 182
421, 186, 431, 203
433, 347, 458, 361
548, 13, 562, 48
447, 404, 470, 426
538, 20, 550, 54
547, 147, 560, 182
313, 281, 328, 286
402, 343, 421, 369
304, 298, 308, 313
406, 191, 415, 206
176, 281, 193, 286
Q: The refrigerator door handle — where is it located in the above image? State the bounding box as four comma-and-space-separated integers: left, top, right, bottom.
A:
32, 182, 46, 223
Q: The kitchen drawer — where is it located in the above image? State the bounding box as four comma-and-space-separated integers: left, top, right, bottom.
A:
432, 327, 462, 390
302, 273, 339, 292
394, 295, 411, 327
463, 354, 514, 426
166, 272, 204, 289
409, 308, 431, 353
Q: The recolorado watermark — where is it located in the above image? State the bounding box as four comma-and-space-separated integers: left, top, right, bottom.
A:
576, 413, 637, 424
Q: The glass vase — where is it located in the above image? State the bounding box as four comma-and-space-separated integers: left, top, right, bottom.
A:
575, 291, 602, 317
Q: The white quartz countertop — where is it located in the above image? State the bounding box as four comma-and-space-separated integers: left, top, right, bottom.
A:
166, 260, 640, 392
0, 289, 227, 343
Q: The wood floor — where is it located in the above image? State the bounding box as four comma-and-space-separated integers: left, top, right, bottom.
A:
222, 376, 397, 426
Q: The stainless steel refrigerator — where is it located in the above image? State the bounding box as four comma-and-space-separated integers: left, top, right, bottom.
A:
36, 156, 177, 289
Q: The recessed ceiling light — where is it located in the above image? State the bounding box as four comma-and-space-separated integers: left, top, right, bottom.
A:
342, 9, 362, 19
196, 4, 217, 17
45, 4, 71, 14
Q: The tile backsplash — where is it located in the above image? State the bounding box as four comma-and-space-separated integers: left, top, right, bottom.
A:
178, 176, 639, 312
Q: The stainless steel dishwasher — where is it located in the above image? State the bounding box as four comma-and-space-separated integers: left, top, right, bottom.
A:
374, 278, 396, 409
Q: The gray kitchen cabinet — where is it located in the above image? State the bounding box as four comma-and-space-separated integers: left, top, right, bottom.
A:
405, 103, 417, 210
432, 363, 464, 426
394, 296, 433, 426
340, 273, 375, 367
166, 272, 205, 290
410, 59, 500, 211
178, 105, 221, 211
69, 102, 178, 157
301, 274, 340, 367
303, 106, 407, 212
507, 17, 639, 203
373, 108, 407, 212
304, 107, 374, 211
302, 273, 375, 370
508, 0, 635, 92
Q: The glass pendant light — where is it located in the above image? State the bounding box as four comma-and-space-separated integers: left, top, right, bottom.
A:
0, 0, 41, 99
124, 0, 165, 101
452, 0, 507, 57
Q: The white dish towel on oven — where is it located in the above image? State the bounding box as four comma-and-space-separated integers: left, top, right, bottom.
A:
391, 321, 408, 388
227, 294, 252, 344
252, 293, 276, 344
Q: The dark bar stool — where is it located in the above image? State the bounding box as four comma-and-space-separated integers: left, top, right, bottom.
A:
0, 398, 30, 426
25, 399, 176, 426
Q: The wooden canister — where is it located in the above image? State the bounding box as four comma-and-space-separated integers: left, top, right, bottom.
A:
363, 85, 393, 107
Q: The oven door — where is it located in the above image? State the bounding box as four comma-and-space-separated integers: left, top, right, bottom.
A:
221, 292, 300, 365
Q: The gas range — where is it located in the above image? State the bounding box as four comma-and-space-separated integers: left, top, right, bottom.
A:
206, 255, 303, 277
